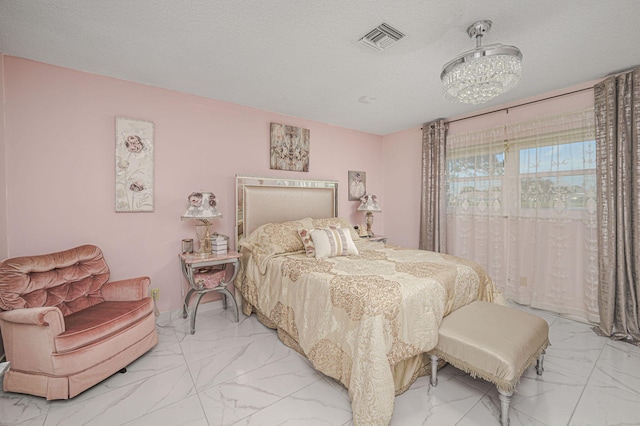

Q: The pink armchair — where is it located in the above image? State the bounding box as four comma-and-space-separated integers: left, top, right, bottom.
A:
0, 245, 158, 399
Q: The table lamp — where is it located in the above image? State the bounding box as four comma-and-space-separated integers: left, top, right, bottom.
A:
181, 191, 222, 255
357, 194, 381, 237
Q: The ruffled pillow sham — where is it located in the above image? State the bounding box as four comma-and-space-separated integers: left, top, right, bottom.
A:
311, 217, 360, 241
240, 217, 315, 272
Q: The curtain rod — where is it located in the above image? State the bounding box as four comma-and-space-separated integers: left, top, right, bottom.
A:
445, 86, 594, 125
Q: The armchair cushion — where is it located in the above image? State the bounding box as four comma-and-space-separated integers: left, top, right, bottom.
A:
55, 299, 153, 353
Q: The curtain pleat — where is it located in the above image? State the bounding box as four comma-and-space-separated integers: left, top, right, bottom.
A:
594, 68, 640, 345
419, 119, 447, 252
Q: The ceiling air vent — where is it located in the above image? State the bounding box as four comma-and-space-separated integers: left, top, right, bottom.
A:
358, 23, 405, 51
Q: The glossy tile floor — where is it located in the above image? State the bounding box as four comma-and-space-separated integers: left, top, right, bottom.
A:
1, 301, 639, 426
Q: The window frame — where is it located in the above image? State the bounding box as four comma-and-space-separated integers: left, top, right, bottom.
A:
446, 127, 596, 220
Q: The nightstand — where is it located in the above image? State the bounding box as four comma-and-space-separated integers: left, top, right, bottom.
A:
179, 250, 241, 334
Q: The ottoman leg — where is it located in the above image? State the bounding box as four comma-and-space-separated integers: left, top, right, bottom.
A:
536, 350, 546, 375
429, 354, 439, 387
498, 389, 512, 426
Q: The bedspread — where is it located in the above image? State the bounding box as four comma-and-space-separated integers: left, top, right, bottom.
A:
239, 239, 501, 425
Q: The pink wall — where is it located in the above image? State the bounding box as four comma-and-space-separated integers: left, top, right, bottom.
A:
381, 126, 422, 249
2, 56, 383, 312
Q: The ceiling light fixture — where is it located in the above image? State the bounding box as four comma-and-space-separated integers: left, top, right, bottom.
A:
441, 20, 522, 105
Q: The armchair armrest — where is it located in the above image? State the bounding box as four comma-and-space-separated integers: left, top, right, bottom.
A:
102, 276, 151, 301
0, 307, 65, 369
0, 306, 65, 333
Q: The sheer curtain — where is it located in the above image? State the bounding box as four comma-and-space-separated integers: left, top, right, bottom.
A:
594, 69, 640, 344
446, 109, 599, 321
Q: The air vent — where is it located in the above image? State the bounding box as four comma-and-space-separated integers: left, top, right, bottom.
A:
358, 23, 405, 51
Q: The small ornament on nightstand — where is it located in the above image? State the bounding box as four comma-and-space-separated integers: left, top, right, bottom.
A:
211, 233, 229, 255
182, 238, 194, 253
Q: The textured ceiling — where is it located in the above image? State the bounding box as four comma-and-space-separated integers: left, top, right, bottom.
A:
1, 0, 639, 135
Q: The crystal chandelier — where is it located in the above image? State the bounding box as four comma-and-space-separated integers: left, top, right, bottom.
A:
441, 20, 522, 105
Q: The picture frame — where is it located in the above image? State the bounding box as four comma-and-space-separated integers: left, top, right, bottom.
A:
348, 170, 366, 201
115, 116, 155, 212
270, 122, 310, 172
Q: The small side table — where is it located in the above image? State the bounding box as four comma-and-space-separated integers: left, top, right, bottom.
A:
179, 251, 241, 334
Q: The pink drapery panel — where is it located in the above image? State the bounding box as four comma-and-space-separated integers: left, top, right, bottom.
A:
594, 68, 640, 345
419, 119, 447, 252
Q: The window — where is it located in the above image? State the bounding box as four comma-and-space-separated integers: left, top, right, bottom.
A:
444, 108, 598, 322
447, 136, 596, 216
447, 150, 505, 212
518, 139, 596, 212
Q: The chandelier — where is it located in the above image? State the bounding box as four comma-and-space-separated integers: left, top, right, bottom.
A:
441, 20, 522, 105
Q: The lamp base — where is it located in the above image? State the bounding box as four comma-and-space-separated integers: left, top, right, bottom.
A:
365, 211, 375, 237
195, 222, 213, 256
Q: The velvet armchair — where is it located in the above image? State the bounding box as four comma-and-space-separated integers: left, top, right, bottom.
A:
0, 244, 158, 400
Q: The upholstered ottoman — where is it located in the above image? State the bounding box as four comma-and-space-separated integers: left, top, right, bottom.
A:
429, 301, 549, 426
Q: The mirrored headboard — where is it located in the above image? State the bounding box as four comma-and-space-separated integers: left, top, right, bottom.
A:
235, 175, 339, 249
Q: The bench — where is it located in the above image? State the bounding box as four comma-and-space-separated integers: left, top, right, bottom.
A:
429, 301, 549, 426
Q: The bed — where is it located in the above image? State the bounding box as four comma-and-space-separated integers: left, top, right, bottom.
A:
234, 175, 502, 425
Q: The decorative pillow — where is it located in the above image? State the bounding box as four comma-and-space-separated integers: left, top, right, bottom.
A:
298, 225, 339, 257
312, 217, 360, 241
297, 228, 316, 257
310, 227, 359, 259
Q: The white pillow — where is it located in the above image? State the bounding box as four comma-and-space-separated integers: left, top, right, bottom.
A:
310, 227, 359, 259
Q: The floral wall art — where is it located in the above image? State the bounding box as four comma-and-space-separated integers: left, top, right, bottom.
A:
115, 116, 154, 212
270, 122, 310, 172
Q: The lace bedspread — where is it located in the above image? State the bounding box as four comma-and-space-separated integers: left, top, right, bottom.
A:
239, 235, 500, 425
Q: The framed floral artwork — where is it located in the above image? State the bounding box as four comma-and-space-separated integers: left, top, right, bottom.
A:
270, 122, 310, 172
115, 117, 154, 212
348, 170, 366, 201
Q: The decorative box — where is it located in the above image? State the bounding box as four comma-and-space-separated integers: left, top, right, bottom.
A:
193, 269, 226, 289
211, 233, 228, 254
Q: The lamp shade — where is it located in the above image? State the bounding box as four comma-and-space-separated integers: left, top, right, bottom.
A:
357, 194, 381, 213
181, 192, 222, 222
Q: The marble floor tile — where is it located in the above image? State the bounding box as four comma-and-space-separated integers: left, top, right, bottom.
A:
44, 365, 197, 426
177, 315, 274, 364
199, 379, 282, 426
0, 393, 49, 425
228, 350, 323, 398
569, 343, 640, 426
458, 391, 547, 426
122, 394, 208, 426
391, 374, 485, 425
231, 379, 353, 426
2, 301, 640, 426
188, 333, 294, 392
